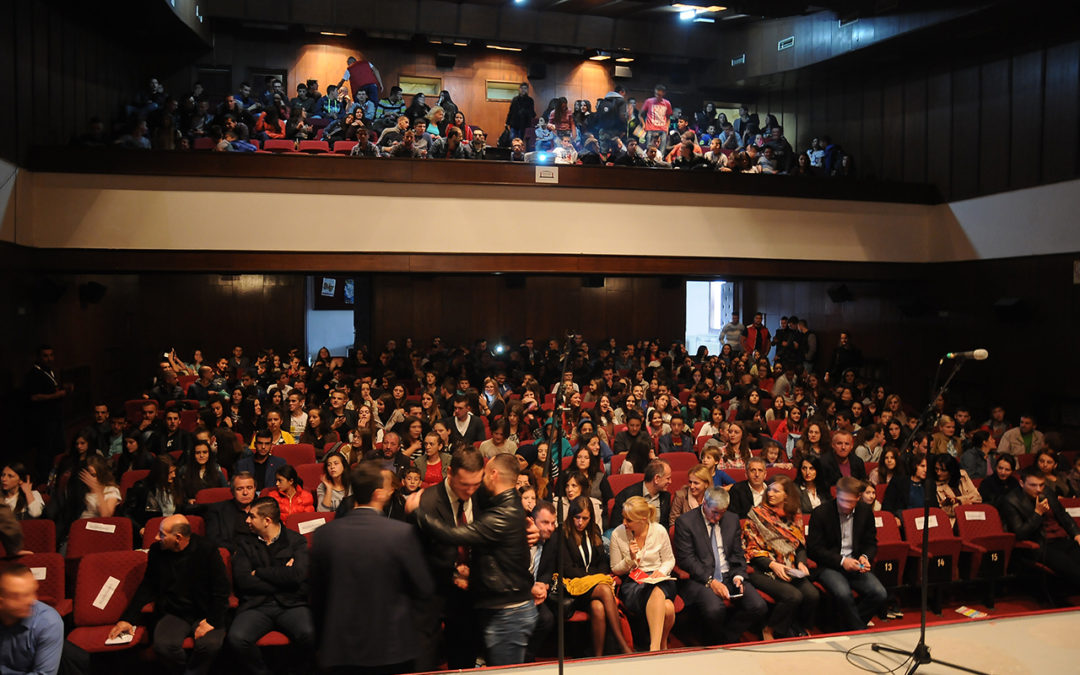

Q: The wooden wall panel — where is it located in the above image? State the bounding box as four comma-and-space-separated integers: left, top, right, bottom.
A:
1010, 50, 1043, 189
860, 78, 882, 180
950, 65, 980, 200
903, 72, 927, 184
925, 69, 952, 195
881, 79, 905, 183
978, 59, 1011, 195
1042, 41, 1080, 185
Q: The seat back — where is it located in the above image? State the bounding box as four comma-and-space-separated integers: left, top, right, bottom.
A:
901, 507, 957, 543
140, 515, 205, 549
955, 504, 1006, 539
18, 552, 66, 608
21, 519, 56, 553
296, 463, 325, 493
1060, 497, 1080, 529
608, 473, 644, 496
193, 137, 215, 150
297, 140, 330, 153
66, 518, 134, 560
73, 551, 147, 627
263, 139, 295, 152
610, 454, 626, 474
766, 467, 796, 480
276, 443, 317, 467
286, 512, 335, 545
873, 511, 903, 542
195, 487, 233, 504
119, 469, 150, 497
663, 452, 699, 473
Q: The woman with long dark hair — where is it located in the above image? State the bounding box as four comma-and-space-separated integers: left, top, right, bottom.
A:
933, 454, 981, 524
124, 454, 184, 539
1, 462, 44, 519
538, 495, 632, 655
178, 440, 227, 507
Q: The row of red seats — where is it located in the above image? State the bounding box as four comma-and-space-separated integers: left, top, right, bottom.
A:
191, 137, 363, 154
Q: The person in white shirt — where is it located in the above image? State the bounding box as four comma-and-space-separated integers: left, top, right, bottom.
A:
609, 496, 676, 651
1, 462, 44, 519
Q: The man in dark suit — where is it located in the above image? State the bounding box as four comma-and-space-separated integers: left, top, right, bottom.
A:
1000, 467, 1080, 588
729, 457, 769, 519
205, 472, 257, 552
443, 394, 486, 446
411, 446, 486, 670
610, 459, 672, 528
807, 477, 887, 631
818, 430, 867, 492
234, 429, 286, 492
674, 487, 767, 645
309, 462, 434, 674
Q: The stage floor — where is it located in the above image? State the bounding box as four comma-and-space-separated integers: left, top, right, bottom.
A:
502, 608, 1080, 674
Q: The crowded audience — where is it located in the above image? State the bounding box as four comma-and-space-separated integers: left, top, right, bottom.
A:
73, 67, 854, 174
5, 316, 1078, 673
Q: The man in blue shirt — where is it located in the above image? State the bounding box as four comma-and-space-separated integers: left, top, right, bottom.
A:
0, 564, 64, 675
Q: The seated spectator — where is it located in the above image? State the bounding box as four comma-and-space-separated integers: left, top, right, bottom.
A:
299, 407, 340, 452
930, 415, 962, 457
1000, 467, 1080, 589
807, 477, 887, 631
1035, 449, 1072, 498
960, 429, 997, 480
537, 495, 632, 655
742, 475, 818, 639
414, 432, 451, 488
854, 424, 885, 463
932, 454, 981, 525
761, 441, 792, 469
1065, 454, 1080, 498
868, 447, 902, 488
1, 462, 44, 520
114, 119, 151, 150
178, 439, 228, 508
123, 454, 182, 541
236, 429, 286, 492
253, 107, 286, 141
796, 456, 825, 514
446, 110, 473, 143
225, 127, 258, 152
469, 129, 487, 159
324, 112, 365, 145
620, 436, 656, 475
699, 447, 737, 488
109, 515, 229, 675
478, 423, 517, 459
669, 464, 712, 528
657, 414, 695, 454
997, 414, 1045, 456
978, 453, 1018, 508
229, 497, 315, 675
609, 496, 677, 651
269, 465, 314, 521
205, 472, 258, 551
730, 456, 769, 518
316, 451, 351, 512
818, 430, 867, 489
404, 93, 431, 126
116, 429, 156, 475
285, 106, 314, 141
250, 408, 296, 448
0, 564, 65, 674
611, 459, 672, 528
882, 452, 938, 518
425, 106, 446, 137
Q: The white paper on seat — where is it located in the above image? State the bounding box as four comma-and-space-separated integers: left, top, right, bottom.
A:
86, 521, 117, 534
1067, 507, 1080, 517
31, 567, 47, 580
964, 511, 986, 521
297, 518, 326, 535
804, 524, 810, 535
105, 632, 135, 645
92, 576, 120, 610
874, 517, 884, 528
914, 515, 939, 530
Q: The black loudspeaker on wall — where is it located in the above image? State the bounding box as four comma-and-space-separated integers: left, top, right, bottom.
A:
528, 62, 547, 80
827, 284, 854, 303
435, 52, 456, 69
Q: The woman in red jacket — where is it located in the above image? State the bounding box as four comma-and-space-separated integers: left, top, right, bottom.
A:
269, 464, 314, 520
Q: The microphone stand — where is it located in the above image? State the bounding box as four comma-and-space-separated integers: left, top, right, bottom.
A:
870, 356, 988, 675
544, 332, 575, 675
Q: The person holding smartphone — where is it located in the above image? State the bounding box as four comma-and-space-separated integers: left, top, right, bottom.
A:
1000, 467, 1080, 590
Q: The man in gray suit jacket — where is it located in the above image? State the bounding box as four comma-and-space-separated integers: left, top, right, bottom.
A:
309, 462, 434, 673
673, 487, 767, 644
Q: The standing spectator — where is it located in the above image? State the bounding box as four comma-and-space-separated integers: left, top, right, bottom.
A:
408, 454, 537, 666
720, 312, 745, 355
827, 331, 862, 382
310, 462, 433, 673
640, 85, 673, 156
996, 414, 1045, 457
109, 515, 229, 675
228, 497, 314, 675
339, 55, 383, 105
741, 313, 771, 358
25, 345, 72, 482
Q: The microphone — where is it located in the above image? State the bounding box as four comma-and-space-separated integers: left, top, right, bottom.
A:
944, 349, 989, 360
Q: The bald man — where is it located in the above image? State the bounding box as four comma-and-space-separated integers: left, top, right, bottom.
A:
111, 515, 229, 675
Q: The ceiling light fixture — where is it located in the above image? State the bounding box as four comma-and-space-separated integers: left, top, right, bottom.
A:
487, 44, 523, 52
615, 56, 635, 63
320, 31, 348, 37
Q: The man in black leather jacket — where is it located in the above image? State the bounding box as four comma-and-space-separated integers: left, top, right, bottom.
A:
1000, 467, 1080, 589
408, 453, 537, 666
